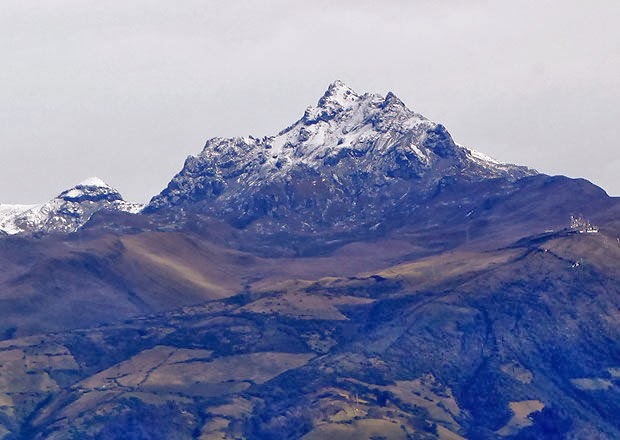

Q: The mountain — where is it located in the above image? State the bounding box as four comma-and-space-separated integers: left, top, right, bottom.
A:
0, 82, 618, 439
145, 81, 534, 249
0, 177, 142, 236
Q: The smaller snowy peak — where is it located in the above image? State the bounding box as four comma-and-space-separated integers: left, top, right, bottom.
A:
58, 177, 122, 203
0, 178, 142, 236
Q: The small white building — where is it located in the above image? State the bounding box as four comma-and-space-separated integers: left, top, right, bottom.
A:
570, 215, 599, 233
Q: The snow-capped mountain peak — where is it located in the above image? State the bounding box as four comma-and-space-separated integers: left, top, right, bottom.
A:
58, 177, 122, 203
0, 177, 142, 235
146, 81, 536, 234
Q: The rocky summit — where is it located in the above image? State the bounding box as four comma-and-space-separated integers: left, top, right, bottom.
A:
146, 81, 533, 246
0, 82, 618, 439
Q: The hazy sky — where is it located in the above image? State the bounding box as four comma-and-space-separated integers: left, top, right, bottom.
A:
1, 1, 619, 203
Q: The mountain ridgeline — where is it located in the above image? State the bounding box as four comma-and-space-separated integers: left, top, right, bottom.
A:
0, 82, 618, 439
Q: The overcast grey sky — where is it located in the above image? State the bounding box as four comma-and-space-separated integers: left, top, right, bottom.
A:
1, 1, 618, 203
